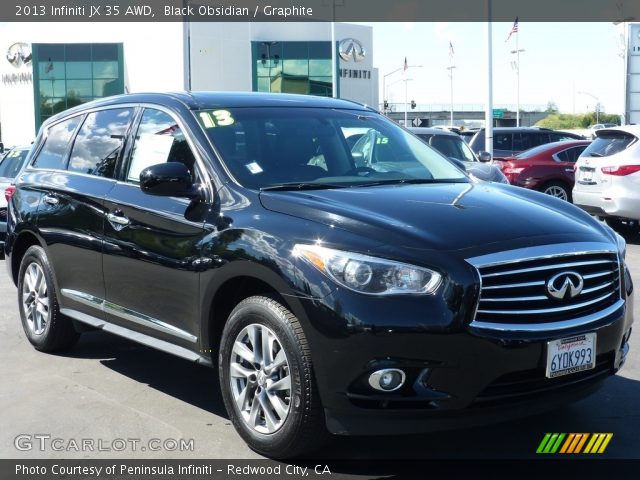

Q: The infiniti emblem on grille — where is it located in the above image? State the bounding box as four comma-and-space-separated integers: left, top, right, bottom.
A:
547, 271, 584, 300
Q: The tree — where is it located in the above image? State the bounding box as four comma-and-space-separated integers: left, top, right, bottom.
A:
545, 101, 559, 113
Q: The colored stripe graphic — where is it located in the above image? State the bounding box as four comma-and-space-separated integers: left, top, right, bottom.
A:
538, 433, 613, 454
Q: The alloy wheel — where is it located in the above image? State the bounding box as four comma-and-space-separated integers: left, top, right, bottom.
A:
229, 324, 291, 434
544, 185, 568, 201
21, 262, 49, 335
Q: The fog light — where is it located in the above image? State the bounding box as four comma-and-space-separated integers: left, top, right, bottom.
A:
368, 369, 406, 392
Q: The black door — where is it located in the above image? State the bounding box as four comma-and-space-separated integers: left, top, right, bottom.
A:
102, 107, 208, 347
33, 108, 134, 318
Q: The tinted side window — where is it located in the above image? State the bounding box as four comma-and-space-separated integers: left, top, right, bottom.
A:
68, 108, 134, 177
494, 133, 512, 151
126, 109, 197, 183
557, 146, 587, 162
33, 116, 81, 170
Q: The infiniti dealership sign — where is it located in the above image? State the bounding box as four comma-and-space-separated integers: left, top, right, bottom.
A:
339, 38, 366, 62
6, 42, 32, 68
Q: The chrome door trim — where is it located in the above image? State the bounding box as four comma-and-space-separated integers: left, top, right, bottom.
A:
61, 289, 197, 343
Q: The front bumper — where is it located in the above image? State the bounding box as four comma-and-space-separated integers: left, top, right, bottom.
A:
294, 277, 633, 436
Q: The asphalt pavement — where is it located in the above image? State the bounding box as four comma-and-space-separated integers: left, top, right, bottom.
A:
0, 232, 638, 461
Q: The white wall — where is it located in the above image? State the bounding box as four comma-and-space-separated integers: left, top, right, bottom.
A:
188, 22, 376, 106
628, 23, 640, 125
0, 22, 185, 146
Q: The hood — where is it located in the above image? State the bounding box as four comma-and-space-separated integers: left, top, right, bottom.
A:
259, 182, 613, 253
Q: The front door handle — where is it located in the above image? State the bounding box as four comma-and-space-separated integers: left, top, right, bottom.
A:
107, 212, 130, 226
43, 194, 59, 206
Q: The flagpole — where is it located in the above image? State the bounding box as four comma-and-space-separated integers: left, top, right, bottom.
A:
448, 64, 455, 127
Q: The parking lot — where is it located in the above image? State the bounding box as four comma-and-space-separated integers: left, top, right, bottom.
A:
0, 232, 638, 461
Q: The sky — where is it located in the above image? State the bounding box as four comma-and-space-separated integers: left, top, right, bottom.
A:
359, 22, 626, 115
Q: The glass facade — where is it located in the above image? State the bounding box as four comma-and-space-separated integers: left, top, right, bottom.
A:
32, 43, 124, 128
253, 41, 334, 97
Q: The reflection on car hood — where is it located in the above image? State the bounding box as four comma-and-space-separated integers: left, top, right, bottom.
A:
259, 182, 611, 252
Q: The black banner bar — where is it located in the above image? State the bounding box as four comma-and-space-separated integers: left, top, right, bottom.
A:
4, 0, 640, 22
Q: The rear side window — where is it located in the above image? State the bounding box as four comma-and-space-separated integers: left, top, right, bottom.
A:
126, 108, 197, 183
494, 133, 513, 151
514, 133, 549, 151
0, 149, 30, 178
68, 108, 134, 177
32, 116, 81, 170
581, 133, 636, 158
556, 146, 587, 162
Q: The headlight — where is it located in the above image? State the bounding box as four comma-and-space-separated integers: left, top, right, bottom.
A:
293, 244, 442, 295
615, 232, 626, 260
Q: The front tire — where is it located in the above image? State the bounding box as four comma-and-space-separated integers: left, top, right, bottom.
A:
17, 245, 80, 352
219, 296, 327, 458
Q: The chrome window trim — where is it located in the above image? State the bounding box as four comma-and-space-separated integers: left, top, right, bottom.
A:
61, 288, 197, 343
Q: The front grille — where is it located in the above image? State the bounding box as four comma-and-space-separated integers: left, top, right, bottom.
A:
0, 207, 6, 221
474, 252, 621, 325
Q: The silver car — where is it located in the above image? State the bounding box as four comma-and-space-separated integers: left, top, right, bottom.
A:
408, 127, 508, 183
573, 126, 640, 233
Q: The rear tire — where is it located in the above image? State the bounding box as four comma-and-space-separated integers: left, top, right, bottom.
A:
219, 296, 327, 458
541, 181, 571, 202
17, 246, 80, 352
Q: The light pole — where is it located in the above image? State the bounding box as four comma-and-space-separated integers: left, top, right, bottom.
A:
382, 64, 423, 114
510, 46, 525, 127
579, 91, 601, 124
404, 78, 414, 126
485, 0, 494, 156
447, 65, 456, 127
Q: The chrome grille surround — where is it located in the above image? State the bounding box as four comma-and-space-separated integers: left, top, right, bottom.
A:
466, 243, 623, 331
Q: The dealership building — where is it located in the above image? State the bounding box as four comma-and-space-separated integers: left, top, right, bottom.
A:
0, 22, 377, 146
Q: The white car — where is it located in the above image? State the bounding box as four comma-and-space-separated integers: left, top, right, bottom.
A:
573, 125, 640, 233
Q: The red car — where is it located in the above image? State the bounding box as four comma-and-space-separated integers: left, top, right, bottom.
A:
496, 140, 591, 202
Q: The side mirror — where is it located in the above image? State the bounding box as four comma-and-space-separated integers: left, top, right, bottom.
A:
478, 151, 492, 163
140, 162, 200, 199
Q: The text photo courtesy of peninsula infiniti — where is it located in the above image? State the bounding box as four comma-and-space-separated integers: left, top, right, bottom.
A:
3, 92, 634, 458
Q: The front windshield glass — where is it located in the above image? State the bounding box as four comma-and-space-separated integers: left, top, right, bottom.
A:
197, 107, 467, 190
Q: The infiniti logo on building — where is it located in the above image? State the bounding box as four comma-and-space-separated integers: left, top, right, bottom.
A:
546, 271, 584, 300
6, 42, 32, 68
339, 38, 366, 62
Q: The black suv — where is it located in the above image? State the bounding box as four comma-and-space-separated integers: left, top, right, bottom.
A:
3, 93, 634, 458
469, 127, 585, 160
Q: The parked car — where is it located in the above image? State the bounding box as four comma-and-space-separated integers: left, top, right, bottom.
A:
588, 123, 618, 140
468, 127, 585, 160
573, 125, 640, 233
0, 146, 32, 254
408, 127, 508, 183
459, 129, 478, 144
495, 140, 591, 201
4, 93, 633, 458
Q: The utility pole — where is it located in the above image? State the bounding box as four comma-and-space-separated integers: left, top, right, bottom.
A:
510, 33, 525, 127
485, 1, 493, 156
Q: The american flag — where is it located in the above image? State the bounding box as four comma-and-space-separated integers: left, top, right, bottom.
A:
449, 41, 454, 59
506, 17, 519, 42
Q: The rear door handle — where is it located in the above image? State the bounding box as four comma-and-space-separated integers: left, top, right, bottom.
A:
43, 194, 59, 206
107, 212, 130, 226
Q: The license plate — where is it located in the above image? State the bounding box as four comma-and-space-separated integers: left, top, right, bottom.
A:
578, 168, 594, 183
546, 333, 596, 378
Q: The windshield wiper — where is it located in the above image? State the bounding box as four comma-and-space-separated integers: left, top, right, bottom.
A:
353, 178, 467, 188
260, 182, 346, 192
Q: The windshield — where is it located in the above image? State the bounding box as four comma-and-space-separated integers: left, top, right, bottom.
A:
0, 148, 30, 178
581, 132, 636, 158
416, 134, 476, 162
197, 107, 467, 190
